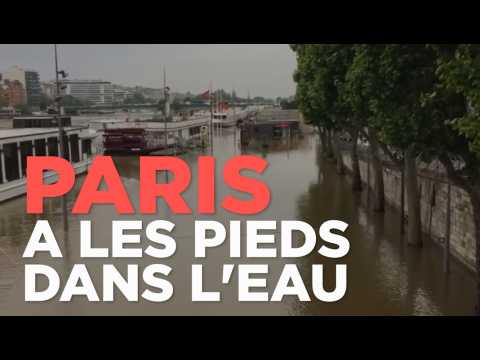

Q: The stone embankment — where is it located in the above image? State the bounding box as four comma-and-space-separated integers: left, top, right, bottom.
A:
341, 147, 476, 271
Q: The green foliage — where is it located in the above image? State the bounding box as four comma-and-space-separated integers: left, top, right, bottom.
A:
436, 45, 480, 157
343, 45, 385, 130
292, 43, 480, 293
39, 93, 53, 111
14, 104, 32, 114
280, 99, 297, 110
0, 95, 7, 108
62, 95, 91, 107
291, 44, 355, 130
171, 99, 183, 113
123, 92, 147, 105
347, 45, 440, 151
291, 44, 480, 171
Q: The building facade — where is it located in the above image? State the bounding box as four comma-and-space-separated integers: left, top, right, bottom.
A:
24, 71, 41, 107
63, 80, 114, 105
2, 80, 26, 107
2, 66, 41, 107
113, 88, 134, 103
41, 81, 56, 100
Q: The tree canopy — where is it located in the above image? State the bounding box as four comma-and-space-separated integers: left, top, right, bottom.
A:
291, 44, 480, 312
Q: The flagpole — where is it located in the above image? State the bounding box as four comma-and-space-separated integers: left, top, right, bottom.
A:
233, 88, 237, 153
209, 82, 214, 155
163, 67, 169, 183
54, 44, 69, 234
233, 88, 236, 121
215, 89, 218, 134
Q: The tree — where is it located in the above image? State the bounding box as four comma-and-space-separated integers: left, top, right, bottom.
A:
15, 104, 32, 114
39, 93, 53, 111
327, 44, 362, 189
123, 92, 147, 105
0, 87, 8, 108
280, 99, 297, 110
171, 98, 183, 113
294, 43, 480, 313
434, 44, 480, 313
291, 44, 361, 185
292, 44, 335, 158
354, 45, 443, 247
344, 45, 387, 210
62, 95, 91, 107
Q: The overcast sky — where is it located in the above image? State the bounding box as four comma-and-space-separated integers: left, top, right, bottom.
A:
0, 44, 297, 98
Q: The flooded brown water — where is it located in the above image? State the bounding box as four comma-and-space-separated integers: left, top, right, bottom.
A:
0, 129, 476, 315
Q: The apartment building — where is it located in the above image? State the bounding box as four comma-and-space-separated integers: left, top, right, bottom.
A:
63, 80, 114, 105
1, 66, 41, 107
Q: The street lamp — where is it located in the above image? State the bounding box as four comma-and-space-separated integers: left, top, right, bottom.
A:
57, 70, 68, 79
53, 44, 69, 233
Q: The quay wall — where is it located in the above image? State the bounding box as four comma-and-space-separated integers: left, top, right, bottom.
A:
341, 151, 477, 272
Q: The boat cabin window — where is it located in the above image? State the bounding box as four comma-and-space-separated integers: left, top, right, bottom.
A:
273, 127, 284, 138
189, 126, 201, 136
0, 151, 4, 184
3, 143, 20, 181
34, 139, 47, 156
47, 137, 59, 157
82, 139, 92, 157
69, 134, 80, 163
20, 141, 33, 177
62, 135, 70, 161
106, 135, 123, 141
123, 134, 144, 142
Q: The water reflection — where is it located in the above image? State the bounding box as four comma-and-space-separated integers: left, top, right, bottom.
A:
296, 153, 475, 315
0, 129, 476, 315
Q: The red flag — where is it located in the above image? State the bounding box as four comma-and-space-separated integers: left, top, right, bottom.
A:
199, 90, 210, 100
221, 102, 229, 112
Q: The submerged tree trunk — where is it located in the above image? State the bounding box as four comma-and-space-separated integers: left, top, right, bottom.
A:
440, 154, 480, 314
333, 131, 345, 175
400, 168, 405, 235
350, 129, 362, 192
326, 130, 334, 159
319, 127, 328, 155
404, 146, 422, 247
368, 130, 385, 212
471, 189, 480, 315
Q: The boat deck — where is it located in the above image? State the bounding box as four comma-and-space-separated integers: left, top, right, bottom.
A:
0, 127, 87, 142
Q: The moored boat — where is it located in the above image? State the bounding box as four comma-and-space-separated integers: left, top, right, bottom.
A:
0, 126, 94, 203
99, 117, 210, 155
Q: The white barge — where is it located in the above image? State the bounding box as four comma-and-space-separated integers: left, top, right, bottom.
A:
212, 106, 265, 128
0, 126, 94, 203
92, 116, 211, 154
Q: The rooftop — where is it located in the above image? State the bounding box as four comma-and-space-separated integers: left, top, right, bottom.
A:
13, 116, 69, 120
3, 65, 39, 74
63, 80, 112, 84
0, 127, 87, 141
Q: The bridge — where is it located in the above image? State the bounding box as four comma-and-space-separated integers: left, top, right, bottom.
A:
64, 103, 207, 113
64, 102, 273, 114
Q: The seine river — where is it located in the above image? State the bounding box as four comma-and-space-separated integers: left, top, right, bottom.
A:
0, 129, 476, 315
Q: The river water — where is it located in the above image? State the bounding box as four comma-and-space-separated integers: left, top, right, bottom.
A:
0, 129, 476, 315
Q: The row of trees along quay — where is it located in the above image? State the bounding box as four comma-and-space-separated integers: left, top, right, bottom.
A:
290, 44, 480, 314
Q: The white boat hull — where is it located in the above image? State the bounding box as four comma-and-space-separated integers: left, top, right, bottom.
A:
213, 118, 237, 128
0, 159, 92, 204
